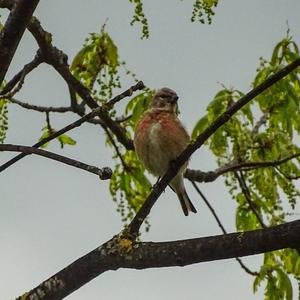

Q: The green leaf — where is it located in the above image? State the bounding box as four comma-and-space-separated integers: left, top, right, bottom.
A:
207, 89, 231, 121
125, 91, 152, 126
58, 134, 77, 149
39, 127, 76, 149
191, 115, 208, 140
275, 267, 293, 300
38, 127, 50, 148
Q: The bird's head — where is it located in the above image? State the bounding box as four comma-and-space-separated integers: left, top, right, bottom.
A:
151, 87, 179, 114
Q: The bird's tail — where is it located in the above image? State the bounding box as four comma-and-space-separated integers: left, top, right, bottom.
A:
177, 189, 197, 216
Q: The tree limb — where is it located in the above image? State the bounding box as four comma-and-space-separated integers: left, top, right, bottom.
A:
0, 1, 144, 149
185, 152, 300, 182
8, 97, 72, 113
0, 144, 112, 179
0, 0, 40, 85
0, 82, 143, 172
17, 219, 300, 300
0, 50, 43, 97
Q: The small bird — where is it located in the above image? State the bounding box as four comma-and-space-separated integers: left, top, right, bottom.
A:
134, 87, 197, 216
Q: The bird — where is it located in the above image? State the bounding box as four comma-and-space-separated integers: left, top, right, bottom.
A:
134, 87, 197, 216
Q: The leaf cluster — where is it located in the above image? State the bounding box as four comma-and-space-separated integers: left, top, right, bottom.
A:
191, 0, 218, 24
129, 0, 149, 39
71, 27, 124, 102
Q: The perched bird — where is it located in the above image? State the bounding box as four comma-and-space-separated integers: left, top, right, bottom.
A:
134, 87, 197, 216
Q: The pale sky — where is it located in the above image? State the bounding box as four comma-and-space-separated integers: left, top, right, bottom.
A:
1, 1, 300, 299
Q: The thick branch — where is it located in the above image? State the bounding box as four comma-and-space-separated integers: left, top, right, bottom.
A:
17, 219, 300, 300
0, 144, 112, 179
128, 57, 300, 236
0, 0, 40, 84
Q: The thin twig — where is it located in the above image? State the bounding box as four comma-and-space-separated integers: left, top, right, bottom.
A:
234, 171, 267, 228
190, 180, 259, 276
115, 114, 132, 123
0, 51, 44, 97
8, 97, 72, 113
190, 180, 225, 232
104, 127, 129, 171
45, 111, 52, 133
106, 81, 144, 109
0, 144, 112, 179
275, 166, 300, 180
68, 84, 85, 115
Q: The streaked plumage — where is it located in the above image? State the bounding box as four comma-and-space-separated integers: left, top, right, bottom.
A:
134, 87, 197, 216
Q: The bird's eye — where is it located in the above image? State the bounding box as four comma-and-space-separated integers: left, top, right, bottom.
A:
160, 95, 167, 99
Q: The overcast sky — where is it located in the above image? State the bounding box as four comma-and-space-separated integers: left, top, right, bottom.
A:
1, 1, 300, 299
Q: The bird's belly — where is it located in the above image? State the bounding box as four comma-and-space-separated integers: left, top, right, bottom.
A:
144, 123, 170, 176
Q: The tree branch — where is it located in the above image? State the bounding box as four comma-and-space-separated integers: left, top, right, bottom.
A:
0, 144, 112, 179
0, 0, 40, 85
0, 1, 144, 149
17, 219, 300, 300
24, 10, 140, 148
0, 82, 143, 172
185, 152, 300, 182
0, 50, 43, 97
8, 97, 72, 113
127, 56, 300, 237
